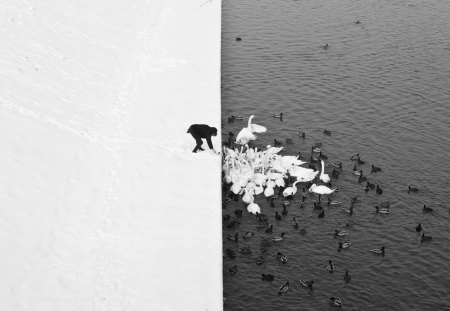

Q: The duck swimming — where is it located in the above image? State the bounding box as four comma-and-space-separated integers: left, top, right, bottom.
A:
243, 231, 254, 239
423, 205, 433, 213
236, 37, 242, 42
408, 185, 419, 193
265, 224, 273, 233
370, 246, 385, 255
299, 279, 314, 289
376, 185, 383, 195
273, 113, 284, 119
227, 233, 238, 242
261, 274, 274, 282
274, 139, 283, 147
273, 232, 285, 242
330, 297, 342, 308
335, 229, 349, 237
338, 241, 351, 251
278, 282, 290, 295
327, 260, 334, 273
275, 211, 282, 220
323, 129, 332, 136
277, 252, 288, 263
375, 206, 390, 214
371, 164, 382, 173
318, 210, 325, 218
344, 270, 351, 283
416, 223, 422, 233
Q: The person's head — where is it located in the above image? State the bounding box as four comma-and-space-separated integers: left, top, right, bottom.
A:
211, 127, 218, 136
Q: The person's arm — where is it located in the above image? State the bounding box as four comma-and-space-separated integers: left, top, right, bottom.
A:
206, 136, 214, 149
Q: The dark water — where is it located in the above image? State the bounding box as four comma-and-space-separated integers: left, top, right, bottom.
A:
221, 0, 450, 310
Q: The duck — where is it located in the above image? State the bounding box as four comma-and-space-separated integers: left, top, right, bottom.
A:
330, 297, 342, 308
278, 282, 290, 295
408, 185, 419, 193
371, 164, 382, 173
312, 146, 322, 153
227, 233, 238, 242
423, 205, 433, 213
273, 233, 286, 242
344, 270, 351, 283
366, 181, 376, 190
332, 161, 343, 169
338, 241, 351, 251
370, 246, 386, 255
277, 252, 288, 263
285, 138, 293, 144
297, 131, 306, 138
243, 231, 254, 239
299, 279, 314, 289
355, 20, 361, 24
282, 205, 288, 216
323, 129, 332, 136
375, 206, 390, 214
327, 260, 334, 273
275, 211, 282, 220
421, 233, 433, 243
274, 139, 283, 147
236, 36, 242, 42
335, 229, 349, 237
351, 153, 360, 161
323, 43, 329, 50
342, 206, 354, 215
318, 210, 325, 218
269, 196, 275, 207
273, 113, 284, 119
376, 185, 383, 195
358, 172, 368, 183
353, 169, 362, 176
261, 274, 274, 282
265, 224, 274, 233
416, 223, 422, 233
320, 160, 331, 183
292, 217, 299, 229
228, 265, 237, 275
328, 198, 342, 206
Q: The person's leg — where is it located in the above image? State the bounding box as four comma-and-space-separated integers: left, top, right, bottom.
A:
191, 132, 204, 152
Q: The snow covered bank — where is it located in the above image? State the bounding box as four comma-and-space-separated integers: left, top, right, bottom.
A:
0, 0, 222, 310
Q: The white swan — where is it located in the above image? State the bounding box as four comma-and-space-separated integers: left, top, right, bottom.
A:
309, 183, 336, 195
235, 115, 267, 145
283, 180, 300, 197
247, 196, 261, 215
320, 160, 330, 183
289, 166, 319, 182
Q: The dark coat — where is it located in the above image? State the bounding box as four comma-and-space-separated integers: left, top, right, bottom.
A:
187, 124, 217, 149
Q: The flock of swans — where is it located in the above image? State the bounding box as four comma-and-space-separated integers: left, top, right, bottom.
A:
223, 115, 338, 216
222, 115, 434, 308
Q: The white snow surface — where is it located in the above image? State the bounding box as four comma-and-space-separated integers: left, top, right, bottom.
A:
0, 0, 222, 310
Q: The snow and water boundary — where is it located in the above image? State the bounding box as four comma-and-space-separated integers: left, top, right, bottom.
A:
1, 0, 222, 310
